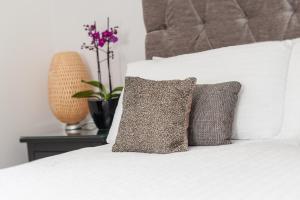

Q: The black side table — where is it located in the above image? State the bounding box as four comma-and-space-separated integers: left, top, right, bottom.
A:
20, 129, 109, 162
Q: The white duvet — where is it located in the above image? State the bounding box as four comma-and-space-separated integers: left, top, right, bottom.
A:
1, 139, 300, 200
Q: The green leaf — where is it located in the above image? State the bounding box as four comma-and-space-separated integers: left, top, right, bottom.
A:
81, 80, 111, 99
110, 93, 121, 99
72, 90, 97, 98
96, 92, 105, 99
81, 80, 101, 88
76, 83, 122, 101
105, 93, 111, 101
100, 83, 109, 95
111, 86, 123, 94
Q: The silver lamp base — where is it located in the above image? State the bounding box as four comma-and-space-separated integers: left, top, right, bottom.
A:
65, 123, 82, 135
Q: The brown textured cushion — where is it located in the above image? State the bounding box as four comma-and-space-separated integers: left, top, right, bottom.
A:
112, 77, 196, 154
143, 0, 300, 59
189, 82, 241, 146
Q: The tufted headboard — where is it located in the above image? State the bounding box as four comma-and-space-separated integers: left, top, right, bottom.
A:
142, 0, 300, 59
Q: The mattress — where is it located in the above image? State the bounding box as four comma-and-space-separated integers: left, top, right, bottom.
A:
1, 139, 300, 200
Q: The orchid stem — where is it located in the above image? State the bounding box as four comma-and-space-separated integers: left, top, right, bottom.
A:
107, 17, 113, 93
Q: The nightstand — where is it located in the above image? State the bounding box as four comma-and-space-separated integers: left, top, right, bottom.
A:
20, 129, 108, 162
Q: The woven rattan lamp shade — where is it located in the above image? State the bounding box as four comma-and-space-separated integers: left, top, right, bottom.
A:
48, 52, 91, 126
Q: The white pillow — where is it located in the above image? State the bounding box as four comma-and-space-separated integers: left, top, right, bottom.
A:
152, 56, 164, 60
108, 41, 292, 143
280, 38, 300, 139
107, 91, 123, 144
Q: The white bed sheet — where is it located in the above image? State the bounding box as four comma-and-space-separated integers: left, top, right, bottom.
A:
1, 139, 300, 200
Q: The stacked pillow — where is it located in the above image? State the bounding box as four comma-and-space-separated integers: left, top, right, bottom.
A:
109, 39, 299, 153
112, 77, 241, 153
280, 38, 300, 139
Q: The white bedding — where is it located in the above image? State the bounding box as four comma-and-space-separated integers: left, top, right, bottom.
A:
1, 139, 300, 200
110, 40, 293, 141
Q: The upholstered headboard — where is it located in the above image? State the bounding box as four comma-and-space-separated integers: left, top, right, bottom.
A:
143, 0, 300, 59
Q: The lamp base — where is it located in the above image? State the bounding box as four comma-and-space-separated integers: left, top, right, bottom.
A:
65, 123, 81, 135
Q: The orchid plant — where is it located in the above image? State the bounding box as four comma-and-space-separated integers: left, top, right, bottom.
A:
73, 18, 123, 101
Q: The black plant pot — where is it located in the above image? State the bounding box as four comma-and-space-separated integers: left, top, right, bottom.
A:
88, 98, 119, 130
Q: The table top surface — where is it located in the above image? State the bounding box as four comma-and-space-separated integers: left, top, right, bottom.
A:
20, 129, 109, 143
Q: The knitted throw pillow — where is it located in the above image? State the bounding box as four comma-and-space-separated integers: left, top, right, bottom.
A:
189, 82, 241, 146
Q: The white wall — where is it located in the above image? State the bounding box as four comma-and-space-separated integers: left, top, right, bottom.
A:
51, 0, 146, 87
0, 0, 145, 168
0, 0, 58, 168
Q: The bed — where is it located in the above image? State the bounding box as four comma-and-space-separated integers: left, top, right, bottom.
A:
1, 140, 300, 200
2, 0, 300, 199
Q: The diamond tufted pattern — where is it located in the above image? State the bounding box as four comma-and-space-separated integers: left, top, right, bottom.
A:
143, 0, 300, 59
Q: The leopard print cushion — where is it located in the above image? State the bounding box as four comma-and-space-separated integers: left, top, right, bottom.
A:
112, 77, 196, 154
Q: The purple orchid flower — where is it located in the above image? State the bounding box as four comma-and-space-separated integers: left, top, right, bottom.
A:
98, 38, 106, 47
92, 32, 100, 41
90, 25, 96, 31
109, 35, 118, 43
81, 19, 119, 93
102, 30, 113, 38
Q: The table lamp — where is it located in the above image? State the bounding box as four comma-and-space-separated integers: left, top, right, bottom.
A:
48, 52, 91, 131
